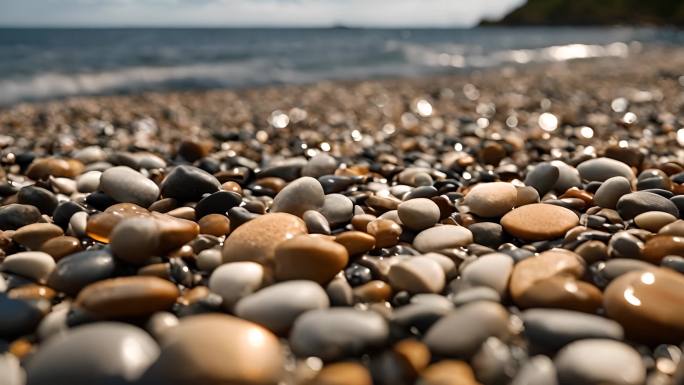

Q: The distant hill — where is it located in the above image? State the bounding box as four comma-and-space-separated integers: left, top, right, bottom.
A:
481, 0, 684, 26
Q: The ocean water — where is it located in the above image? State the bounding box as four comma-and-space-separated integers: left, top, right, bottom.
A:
0, 27, 682, 105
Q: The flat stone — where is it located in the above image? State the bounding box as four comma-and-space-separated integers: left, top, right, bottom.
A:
47, 249, 117, 296
413, 225, 473, 253
424, 301, 509, 359
2, 251, 55, 283
634, 211, 677, 232
289, 308, 389, 361
235, 280, 329, 334
318, 193, 354, 227
0, 204, 43, 231
208, 261, 264, 310
160, 165, 221, 201
464, 182, 517, 218
99, 166, 160, 208
12, 223, 63, 250
25, 323, 159, 385
593, 176, 631, 209
604, 268, 684, 343
139, 314, 283, 385
461, 253, 513, 296
26, 157, 83, 181
222, 213, 307, 265
388, 256, 445, 294
271, 176, 325, 217
501, 203, 579, 241
302, 153, 338, 178
517, 275, 602, 312
524, 163, 559, 196
274, 235, 349, 284
194, 191, 242, 218
616, 191, 679, 220
398, 198, 441, 231
39, 236, 82, 260
76, 276, 179, 318
554, 339, 645, 385
522, 309, 623, 351
577, 157, 635, 182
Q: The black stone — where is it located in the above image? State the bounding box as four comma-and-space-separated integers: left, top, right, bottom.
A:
194, 191, 242, 219
47, 249, 118, 296
160, 165, 221, 201
52, 201, 86, 229
0, 203, 42, 230
616, 191, 679, 220
17, 185, 58, 215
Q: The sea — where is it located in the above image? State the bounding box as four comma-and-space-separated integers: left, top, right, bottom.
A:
0, 27, 682, 105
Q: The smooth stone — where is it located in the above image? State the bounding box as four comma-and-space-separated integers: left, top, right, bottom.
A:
76, 276, 179, 318
12, 223, 63, 250
302, 153, 338, 178
452, 286, 501, 306
303, 210, 331, 235
604, 268, 684, 343
197, 214, 230, 236
353, 280, 393, 302
208, 261, 264, 310
424, 301, 509, 359
274, 235, 349, 284
509, 248, 585, 306
334, 231, 375, 256
577, 157, 635, 182
54, 201, 85, 229
461, 253, 513, 296
659, 219, 684, 236
522, 309, 624, 351
413, 225, 473, 253
47, 249, 117, 296
662, 255, 684, 273
593, 176, 631, 209
326, 273, 354, 306
318, 193, 354, 227
271, 176, 325, 217
73, 146, 106, 164
616, 191, 679, 220
26, 157, 83, 180
515, 186, 541, 207
85, 203, 149, 243
367, 219, 402, 248
634, 211, 677, 232
464, 182, 517, 218
39, 236, 82, 260
551, 160, 582, 193
554, 339, 645, 385
0, 204, 43, 230
99, 166, 159, 207
2, 251, 55, 283
222, 213, 307, 265
510, 355, 558, 385
417, 360, 480, 385
0, 296, 46, 339
641, 235, 684, 263
145, 311, 179, 339
391, 303, 451, 333
596, 258, 655, 284
468, 222, 504, 248
518, 275, 602, 312
138, 314, 284, 385
312, 362, 373, 385
607, 231, 643, 259
25, 323, 159, 385
0, 353, 24, 385
501, 203, 579, 241
388, 256, 445, 294
289, 308, 389, 361
524, 163, 559, 196
397, 198, 440, 231
196, 248, 223, 272
422, 252, 457, 279
235, 280, 329, 334
160, 165, 221, 201
17, 185, 58, 215
194, 191, 242, 219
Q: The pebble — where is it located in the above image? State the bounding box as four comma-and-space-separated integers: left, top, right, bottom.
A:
367, 219, 402, 248
388, 256, 445, 294
160, 165, 221, 201
17, 185, 58, 215
99, 166, 160, 207
289, 308, 389, 361
634, 211, 677, 232
577, 157, 635, 182
47, 249, 117, 296
417, 360, 480, 385
616, 191, 679, 220
208, 261, 264, 310
468, 222, 504, 248
0, 295, 46, 339
413, 225, 473, 253
604, 268, 684, 343
139, 314, 283, 385
524, 162, 559, 196
274, 234, 349, 284
25, 323, 159, 385
593, 176, 632, 209
353, 280, 393, 302
26, 157, 83, 181
398, 198, 441, 230
194, 191, 242, 218
40, 235, 82, 260
271, 176, 325, 217
659, 219, 684, 236
515, 185, 540, 207
12, 223, 63, 250
501, 203, 579, 241
302, 153, 338, 178
464, 182, 517, 218
0, 353, 24, 385
2, 251, 55, 283
551, 160, 582, 193
424, 301, 509, 359
0, 204, 43, 231
641, 235, 684, 263
312, 362, 373, 385
452, 286, 501, 306
197, 213, 230, 236
510, 355, 558, 385
460, 253, 513, 296
75, 276, 179, 318
304, 210, 331, 235
522, 309, 624, 350
222, 213, 307, 265
318, 193, 354, 227
335, 231, 376, 256
235, 280, 329, 334
554, 339, 645, 385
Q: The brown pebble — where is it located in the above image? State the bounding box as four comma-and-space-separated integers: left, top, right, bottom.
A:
353, 280, 392, 303
9, 338, 33, 360
198, 214, 231, 236
76, 276, 179, 318
179, 285, 211, 306
574, 240, 608, 264
274, 235, 349, 284
366, 195, 401, 213
166, 206, 196, 220
39, 236, 82, 260
256, 177, 287, 193
393, 339, 431, 377
177, 139, 212, 162
86, 203, 149, 243
26, 158, 83, 180
515, 275, 602, 312
515, 186, 540, 207
222, 181, 243, 195
335, 231, 376, 256
137, 263, 171, 279
501, 203, 579, 241
311, 362, 372, 385
419, 360, 481, 385
12, 223, 64, 251
149, 198, 179, 213
559, 187, 593, 205
8, 284, 57, 301
351, 214, 377, 231
641, 235, 684, 263
366, 219, 402, 248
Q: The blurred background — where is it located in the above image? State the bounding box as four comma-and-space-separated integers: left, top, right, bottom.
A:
1, 0, 684, 105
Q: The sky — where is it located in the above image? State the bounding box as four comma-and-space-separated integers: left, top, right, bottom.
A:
0, 0, 525, 28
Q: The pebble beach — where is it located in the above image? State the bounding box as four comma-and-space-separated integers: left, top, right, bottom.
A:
2, 45, 684, 385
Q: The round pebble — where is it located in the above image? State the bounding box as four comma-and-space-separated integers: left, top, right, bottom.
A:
271, 176, 325, 217
99, 166, 160, 208
577, 157, 635, 182
413, 225, 473, 253
616, 191, 679, 220
593, 176, 631, 209
274, 234, 349, 284
464, 182, 517, 218
461, 253, 513, 296
388, 256, 445, 294
47, 249, 117, 296
501, 203, 579, 241
208, 261, 264, 310
318, 193, 354, 227
554, 339, 645, 385
524, 162, 559, 196
397, 198, 440, 231
12, 223, 63, 250
2, 251, 56, 283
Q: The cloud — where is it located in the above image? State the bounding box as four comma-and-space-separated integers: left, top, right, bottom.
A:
0, 0, 524, 27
